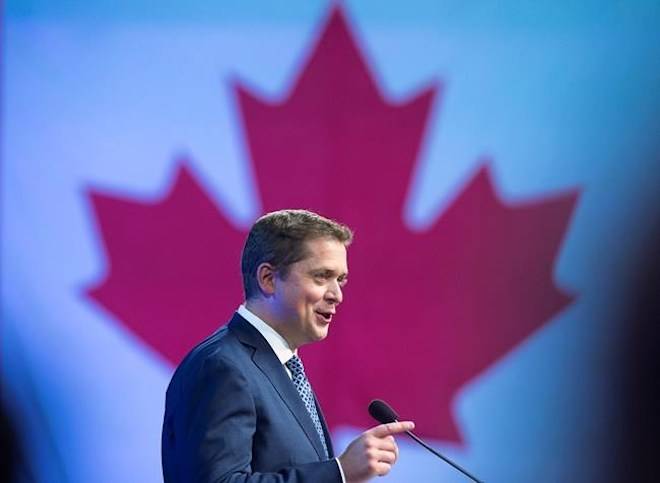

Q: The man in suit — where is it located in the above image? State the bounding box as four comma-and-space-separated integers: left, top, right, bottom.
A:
162, 209, 413, 483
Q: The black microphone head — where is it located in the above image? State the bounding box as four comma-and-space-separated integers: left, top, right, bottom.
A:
368, 399, 400, 424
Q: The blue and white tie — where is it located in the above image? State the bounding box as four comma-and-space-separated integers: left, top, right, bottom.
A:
285, 355, 329, 459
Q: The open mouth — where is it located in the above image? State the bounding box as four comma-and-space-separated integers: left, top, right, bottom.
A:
315, 311, 333, 323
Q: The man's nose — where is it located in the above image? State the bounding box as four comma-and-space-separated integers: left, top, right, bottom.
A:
326, 281, 343, 304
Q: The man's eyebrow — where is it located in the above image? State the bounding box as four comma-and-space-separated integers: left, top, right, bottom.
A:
310, 268, 348, 276
311, 268, 336, 274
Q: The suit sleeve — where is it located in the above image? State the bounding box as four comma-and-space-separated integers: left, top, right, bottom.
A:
171, 356, 342, 483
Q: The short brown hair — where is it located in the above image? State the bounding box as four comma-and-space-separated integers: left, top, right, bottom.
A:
241, 209, 353, 300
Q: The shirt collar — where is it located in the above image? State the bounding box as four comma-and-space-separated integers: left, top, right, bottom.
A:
237, 304, 296, 365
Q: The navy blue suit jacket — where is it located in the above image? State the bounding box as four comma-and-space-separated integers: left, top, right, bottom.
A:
162, 313, 342, 483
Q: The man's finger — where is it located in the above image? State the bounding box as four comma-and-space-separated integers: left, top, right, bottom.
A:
391, 438, 399, 460
368, 436, 396, 455
373, 461, 394, 477
374, 448, 397, 464
373, 436, 396, 453
368, 421, 415, 438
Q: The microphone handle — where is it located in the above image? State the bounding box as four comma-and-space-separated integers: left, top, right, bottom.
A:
405, 430, 484, 483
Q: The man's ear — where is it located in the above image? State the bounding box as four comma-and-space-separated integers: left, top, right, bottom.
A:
256, 263, 276, 296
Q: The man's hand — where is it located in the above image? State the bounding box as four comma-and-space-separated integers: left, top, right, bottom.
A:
338, 421, 414, 482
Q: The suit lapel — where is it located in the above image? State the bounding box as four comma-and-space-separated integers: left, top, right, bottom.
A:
229, 314, 329, 460
314, 394, 334, 458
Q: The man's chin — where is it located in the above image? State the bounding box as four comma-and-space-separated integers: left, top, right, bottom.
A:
297, 328, 329, 347
314, 327, 329, 341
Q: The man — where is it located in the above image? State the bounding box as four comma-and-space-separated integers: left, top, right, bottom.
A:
162, 209, 413, 482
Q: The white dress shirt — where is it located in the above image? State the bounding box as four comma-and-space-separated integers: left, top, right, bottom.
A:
237, 304, 296, 377
237, 305, 346, 483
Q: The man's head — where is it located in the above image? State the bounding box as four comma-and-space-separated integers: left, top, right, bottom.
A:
241, 209, 353, 349
242, 209, 353, 300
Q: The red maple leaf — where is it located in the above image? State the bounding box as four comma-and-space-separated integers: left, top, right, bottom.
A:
87, 163, 244, 364
86, 7, 578, 443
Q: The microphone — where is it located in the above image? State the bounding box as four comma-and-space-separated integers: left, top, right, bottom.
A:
368, 399, 484, 483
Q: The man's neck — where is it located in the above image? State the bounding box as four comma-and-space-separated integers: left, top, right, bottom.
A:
244, 299, 298, 350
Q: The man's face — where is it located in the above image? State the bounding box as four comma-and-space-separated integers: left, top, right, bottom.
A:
272, 237, 348, 349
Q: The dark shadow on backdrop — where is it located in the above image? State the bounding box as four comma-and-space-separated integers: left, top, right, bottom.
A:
0, 399, 20, 483
618, 207, 660, 482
